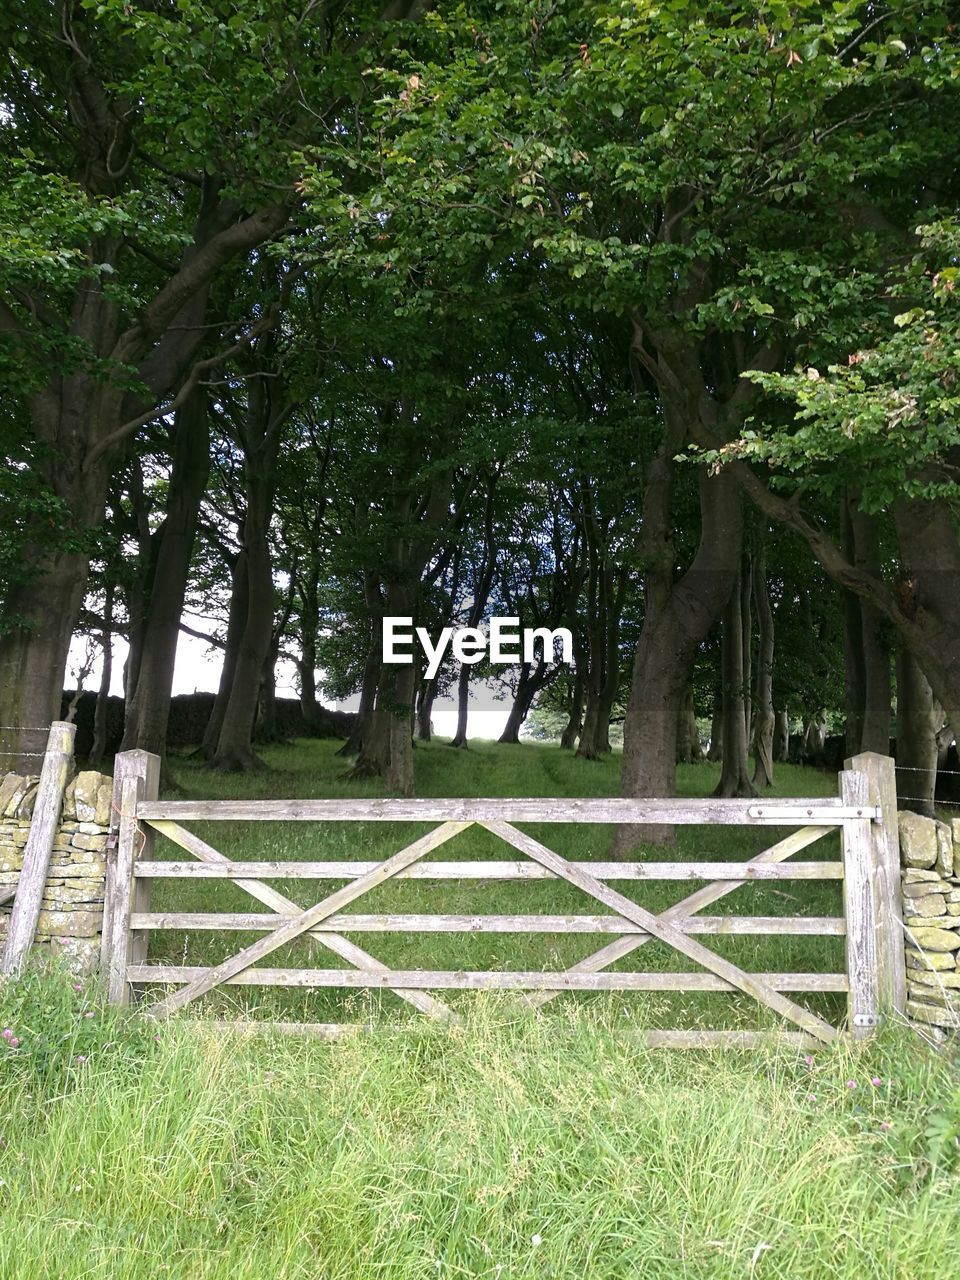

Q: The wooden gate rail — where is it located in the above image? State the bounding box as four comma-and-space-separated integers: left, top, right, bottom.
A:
101, 750, 905, 1047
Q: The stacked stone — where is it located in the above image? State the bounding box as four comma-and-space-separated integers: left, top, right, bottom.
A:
0, 770, 112, 973
899, 810, 960, 1038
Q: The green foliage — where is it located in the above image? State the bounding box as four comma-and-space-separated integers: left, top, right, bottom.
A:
725, 221, 960, 511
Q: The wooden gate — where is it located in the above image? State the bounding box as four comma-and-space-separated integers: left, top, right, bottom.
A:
101, 751, 905, 1047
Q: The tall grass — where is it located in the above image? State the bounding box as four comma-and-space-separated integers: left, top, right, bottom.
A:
1, 740, 957, 1278
0, 969, 958, 1279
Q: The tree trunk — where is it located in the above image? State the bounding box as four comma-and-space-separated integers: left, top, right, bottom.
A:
449, 663, 471, 748
896, 646, 937, 817
386, 665, 416, 796
346, 576, 419, 788
676, 684, 702, 764
560, 665, 585, 750
120, 390, 210, 759
840, 493, 867, 756
199, 551, 248, 758
751, 552, 775, 788
255, 639, 281, 743
210, 507, 275, 770
416, 678, 437, 741
706, 683, 723, 762
741, 556, 753, 746
338, 638, 381, 758
498, 660, 558, 745
773, 710, 790, 763
297, 558, 322, 729
848, 502, 891, 754
210, 361, 286, 772
122, 457, 153, 705
88, 583, 115, 768
614, 459, 743, 852
498, 664, 539, 744
802, 716, 826, 763
714, 565, 756, 798
337, 572, 382, 757
0, 554, 91, 771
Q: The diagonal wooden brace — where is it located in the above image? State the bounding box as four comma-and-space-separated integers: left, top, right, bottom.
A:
148, 821, 471, 1018
523, 826, 832, 1010
149, 820, 458, 1022
482, 821, 838, 1045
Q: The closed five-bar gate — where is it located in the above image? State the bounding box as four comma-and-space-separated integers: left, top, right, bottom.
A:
101, 750, 906, 1048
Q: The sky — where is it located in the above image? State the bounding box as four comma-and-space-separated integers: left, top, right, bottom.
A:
67, 630, 512, 740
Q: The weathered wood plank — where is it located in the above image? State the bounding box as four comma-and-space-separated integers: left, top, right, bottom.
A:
136, 857, 844, 881
128, 965, 849, 992
483, 821, 839, 1044
147, 818, 459, 1023
641, 1029, 823, 1050
102, 775, 142, 1006
2, 721, 76, 976
846, 752, 906, 1019
130, 910, 847, 937
207, 1022, 823, 1050
525, 826, 834, 1010
0, 884, 18, 907
102, 749, 160, 970
146, 822, 472, 1017
840, 769, 880, 1040
137, 797, 869, 825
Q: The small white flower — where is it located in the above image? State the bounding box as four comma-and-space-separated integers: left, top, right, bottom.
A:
531, 1234, 542, 1247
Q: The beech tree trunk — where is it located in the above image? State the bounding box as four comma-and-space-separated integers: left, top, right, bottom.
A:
120, 389, 210, 759
706, 684, 723, 762
337, 572, 382, 758
89, 583, 115, 768
740, 557, 753, 747
559, 663, 586, 750
676, 684, 703, 764
846, 499, 891, 754
773, 710, 790, 763
614, 458, 743, 852
338, 639, 381, 758
498, 664, 540, 744
714, 564, 756, 798
449, 664, 472, 748
751, 552, 775, 788
386, 664, 416, 796
255, 637, 282, 743
199, 552, 248, 758
896, 647, 937, 816
210, 339, 288, 772
0, 554, 92, 771
416, 678, 437, 741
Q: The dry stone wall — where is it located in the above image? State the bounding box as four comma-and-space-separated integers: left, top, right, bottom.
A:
0, 770, 112, 973
899, 809, 960, 1039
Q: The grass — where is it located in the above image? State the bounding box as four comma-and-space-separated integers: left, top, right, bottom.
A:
0, 738, 958, 1278
1, 970, 959, 1279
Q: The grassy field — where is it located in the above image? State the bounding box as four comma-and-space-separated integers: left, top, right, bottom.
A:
0, 738, 958, 1279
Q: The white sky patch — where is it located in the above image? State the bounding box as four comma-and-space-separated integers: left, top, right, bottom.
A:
66, 629, 510, 740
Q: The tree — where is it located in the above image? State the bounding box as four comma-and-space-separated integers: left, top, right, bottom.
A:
0, 0, 428, 769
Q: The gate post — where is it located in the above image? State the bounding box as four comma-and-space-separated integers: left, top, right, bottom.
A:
101, 750, 159, 1004
841, 753, 906, 1038
2, 721, 76, 976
